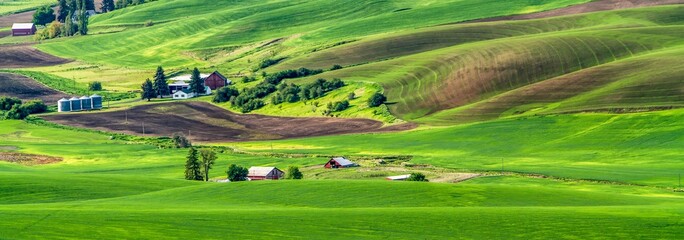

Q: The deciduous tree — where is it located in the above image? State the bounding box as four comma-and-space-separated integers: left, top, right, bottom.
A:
101, 0, 115, 12
200, 150, 216, 182
33, 5, 55, 26
286, 166, 303, 179
368, 92, 387, 107
226, 164, 248, 182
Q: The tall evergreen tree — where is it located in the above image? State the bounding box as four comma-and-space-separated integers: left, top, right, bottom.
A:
101, 0, 115, 12
153, 66, 169, 98
57, 0, 69, 22
184, 147, 202, 181
67, 0, 77, 13
189, 67, 204, 95
141, 79, 155, 101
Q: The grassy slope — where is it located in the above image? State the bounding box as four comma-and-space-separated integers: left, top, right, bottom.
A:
37, 0, 589, 69
233, 108, 684, 187
0, 0, 54, 16
284, 6, 684, 122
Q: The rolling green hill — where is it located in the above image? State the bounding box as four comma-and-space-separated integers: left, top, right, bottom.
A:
34, 3, 684, 124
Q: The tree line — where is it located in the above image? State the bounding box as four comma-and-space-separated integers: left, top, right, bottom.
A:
0, 97, 47, 120
34, 0, 91, 40
184, 147, 303, 181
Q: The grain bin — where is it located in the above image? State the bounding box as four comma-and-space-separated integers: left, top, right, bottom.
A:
69, 97, 82, 111
80, 96, 92, 110
58, 98, 71, 112
90, 94, 102, 109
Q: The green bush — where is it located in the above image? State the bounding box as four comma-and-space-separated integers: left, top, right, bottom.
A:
88, 81, 103, 91
213, 86, 239, 103
368, 92, 387, 107
0, 97, 22, 111
406, 173, 429, 182
21, 100, 48, 114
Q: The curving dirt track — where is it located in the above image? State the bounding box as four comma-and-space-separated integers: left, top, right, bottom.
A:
0, 72, 66, 104
0, 43, 71, 68
43, 102, 414, 142
470, 0, 684, 23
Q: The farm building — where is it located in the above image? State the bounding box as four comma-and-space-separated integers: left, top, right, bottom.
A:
11, 23, 36, 36
248, 167, 285, 180
172, 89, 195, 100
324, 157, 358, 169
386, 175, 411, 181
168, 80, 189, 93
204, 71, 230, 90
58, 94, 103, 112
170, 71, 231, 90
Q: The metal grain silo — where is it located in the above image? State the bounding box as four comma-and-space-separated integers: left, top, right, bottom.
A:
80, 96, 92, 110
69, 97, 82, 111
58, 98, 71, 112
90, 94, 102, 109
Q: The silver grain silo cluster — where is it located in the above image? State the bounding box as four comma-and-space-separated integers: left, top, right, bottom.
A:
59, 95, 103, 112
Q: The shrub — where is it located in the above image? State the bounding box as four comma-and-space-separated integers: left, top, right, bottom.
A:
172, 132, 192, 148
21, 100, 48, 114
259, 58, 283, 69
406, 173, 429, 182
0, 97, 22, 111
368, 92, 387, 107
328, 100, 349, 113
330, 64, 343, 71
88, 81, 103, 91
144, 20, 154, 27
347, 92, 356, 100
286, 166, 303, 179
212, 86, 239, 103
4, 104, 30, 120
241, 76, 256, 83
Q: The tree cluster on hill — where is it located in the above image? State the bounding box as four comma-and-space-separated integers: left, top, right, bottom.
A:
114, 0, 150, 10
212, 86, 239, 103
0, 97, 47, 120
38, 0, 91, 40
212, 68, 340, 113
325, 100, 349, 115
184, 147, 216, 181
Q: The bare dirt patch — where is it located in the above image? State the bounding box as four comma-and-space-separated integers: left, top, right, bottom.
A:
469, 0, 684, 23
43, 102, 413, 142
0, 72, 66, 104
0, 152, 62, 165
0, 146, 18, 151
0, 43, 72, 68
0, 10, 34, 28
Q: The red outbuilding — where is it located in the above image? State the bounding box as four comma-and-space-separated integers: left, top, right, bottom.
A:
204, 71, 230, 90
11, 23, 36, 36
324, 157, 358, 169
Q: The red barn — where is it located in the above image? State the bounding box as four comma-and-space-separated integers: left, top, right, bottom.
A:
248, 167, 284, 180
204, 71, 230, 90
11, 23, 36, 36
324, 157, 358, 169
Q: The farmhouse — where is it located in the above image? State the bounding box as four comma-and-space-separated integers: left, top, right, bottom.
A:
11, 23, 36, 36
248, 167, 284, 180
172, 89, 195, 100
324, 157, 358, 169
386, 175, 411, 181
168, 80, 189, 93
